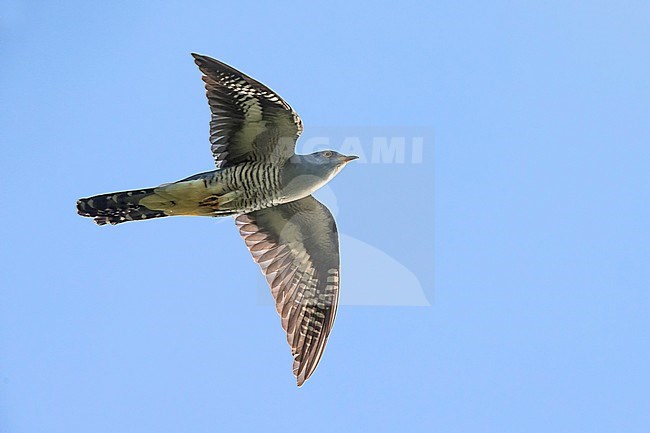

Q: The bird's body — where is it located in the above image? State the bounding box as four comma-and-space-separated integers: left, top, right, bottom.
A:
77, 53, 357, 386
78, 155, 350, 224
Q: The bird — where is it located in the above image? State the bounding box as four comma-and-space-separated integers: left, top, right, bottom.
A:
76, 53, 357, 386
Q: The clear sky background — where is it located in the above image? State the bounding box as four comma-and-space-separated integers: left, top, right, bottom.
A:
1, 1, 648, 432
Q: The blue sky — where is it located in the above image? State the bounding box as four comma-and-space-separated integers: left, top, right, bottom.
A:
1, 1, 649, 432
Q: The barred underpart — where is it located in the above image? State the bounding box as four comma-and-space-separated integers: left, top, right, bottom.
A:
214, 162, 283, 211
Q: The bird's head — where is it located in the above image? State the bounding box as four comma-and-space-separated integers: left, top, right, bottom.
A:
303, 150, 358, 181
286, 150, 358, 191
306, 150, 359, 170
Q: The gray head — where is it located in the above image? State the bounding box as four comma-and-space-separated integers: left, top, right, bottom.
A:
302, 150, 358, 178
305, 150, 358, 166
286, 150, 358, 189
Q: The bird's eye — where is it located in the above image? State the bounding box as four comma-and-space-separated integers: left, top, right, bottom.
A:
323, 151, 333, 158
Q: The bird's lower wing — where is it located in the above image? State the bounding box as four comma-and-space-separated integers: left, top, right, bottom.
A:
235, 196, 340, 386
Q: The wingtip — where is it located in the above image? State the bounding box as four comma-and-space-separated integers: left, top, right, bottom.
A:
295, 369, 310, 387
191, 53, 210, 65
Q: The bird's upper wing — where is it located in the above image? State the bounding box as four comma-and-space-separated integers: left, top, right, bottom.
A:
192, 53, 303, 169
236, 196, 340, 386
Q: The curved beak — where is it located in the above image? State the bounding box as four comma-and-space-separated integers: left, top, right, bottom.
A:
342, 155, 359, 163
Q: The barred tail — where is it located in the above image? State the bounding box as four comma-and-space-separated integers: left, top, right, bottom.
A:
77, 188, 168, 226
